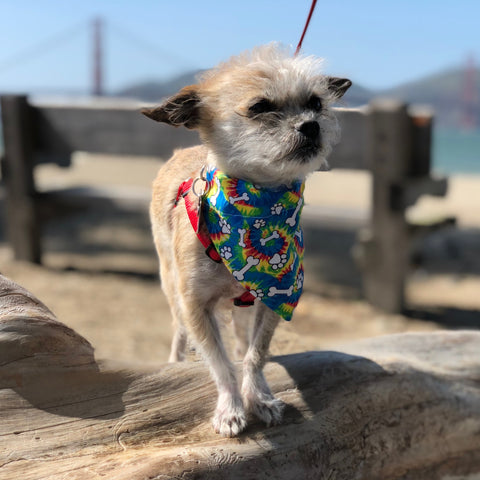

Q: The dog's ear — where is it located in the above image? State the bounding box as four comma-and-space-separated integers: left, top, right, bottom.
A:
141, 85, 201, 129
327, 77, 352, 99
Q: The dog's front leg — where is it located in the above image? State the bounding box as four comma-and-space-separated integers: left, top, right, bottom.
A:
231, 306, 250, 360
241, 303, 284, 426
184, 301, 247, 436
168, 323, 188, 363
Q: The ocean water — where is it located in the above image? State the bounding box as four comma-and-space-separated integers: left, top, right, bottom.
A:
433, 129, 480, 175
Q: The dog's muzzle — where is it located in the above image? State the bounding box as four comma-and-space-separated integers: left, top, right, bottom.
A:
295, 121, 321, 160
298, 121, 320, 143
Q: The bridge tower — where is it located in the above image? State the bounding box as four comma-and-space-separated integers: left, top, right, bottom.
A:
461, 54, 478, 130
92, 17, 104, 96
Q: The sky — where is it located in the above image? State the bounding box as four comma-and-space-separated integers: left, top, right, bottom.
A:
0, 0, 478, 95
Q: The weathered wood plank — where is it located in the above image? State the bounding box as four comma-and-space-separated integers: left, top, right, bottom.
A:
1, 274, 479, 479
329, 106, 368, 170
408, 105, 434, 177
31, 100, 200, 162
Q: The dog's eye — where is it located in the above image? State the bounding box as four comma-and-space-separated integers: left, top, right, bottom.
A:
248, 99, 276, 116
306, 95, 323, 112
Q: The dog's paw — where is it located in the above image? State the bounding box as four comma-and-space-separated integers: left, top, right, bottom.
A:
213, 397, 247, 437
245, 393, 285, 427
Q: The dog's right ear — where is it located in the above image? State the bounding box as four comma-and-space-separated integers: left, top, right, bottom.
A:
141, 85, 201, 129
327, 77, 352, 99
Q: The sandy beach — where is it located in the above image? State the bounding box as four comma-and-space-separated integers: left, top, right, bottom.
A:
35, 153, 480, 228
1, 153, 479, 365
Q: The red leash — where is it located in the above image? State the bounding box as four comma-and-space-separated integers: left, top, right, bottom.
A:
295, 0, 318, 56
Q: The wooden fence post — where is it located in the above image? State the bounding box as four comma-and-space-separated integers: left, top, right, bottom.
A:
358, 100, 412, 313
0, 95, 41, 263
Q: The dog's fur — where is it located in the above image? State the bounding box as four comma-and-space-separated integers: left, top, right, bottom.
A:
143, 44, 351, 437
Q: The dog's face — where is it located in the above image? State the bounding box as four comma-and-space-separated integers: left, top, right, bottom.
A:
143, 44, 351, 185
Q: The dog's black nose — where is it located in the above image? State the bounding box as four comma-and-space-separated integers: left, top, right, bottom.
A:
298, 121, 320, 142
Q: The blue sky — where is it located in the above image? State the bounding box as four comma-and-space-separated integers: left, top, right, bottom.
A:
0, 0, 478, 94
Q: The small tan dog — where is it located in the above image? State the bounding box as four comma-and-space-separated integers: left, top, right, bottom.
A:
143, 44, 351, 437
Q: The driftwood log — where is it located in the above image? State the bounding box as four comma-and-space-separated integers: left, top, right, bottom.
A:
1, 274, 479, 479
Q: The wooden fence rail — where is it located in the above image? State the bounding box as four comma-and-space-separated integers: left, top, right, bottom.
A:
0, 95, 450, 312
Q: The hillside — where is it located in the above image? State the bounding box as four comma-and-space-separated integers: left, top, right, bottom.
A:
118, 66, 480, 129
383, 68, 480, 128
118, 70, 203, 102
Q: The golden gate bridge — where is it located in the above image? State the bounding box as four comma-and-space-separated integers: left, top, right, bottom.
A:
0, 17, 191, 97
0, 18, 478, 130
462, 54, 478, 130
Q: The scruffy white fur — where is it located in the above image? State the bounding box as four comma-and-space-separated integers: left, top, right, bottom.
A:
201, 45, 343, 185
143, 44, 351, 436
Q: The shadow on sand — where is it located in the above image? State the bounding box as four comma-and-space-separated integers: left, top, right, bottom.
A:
0, 193, 479, 329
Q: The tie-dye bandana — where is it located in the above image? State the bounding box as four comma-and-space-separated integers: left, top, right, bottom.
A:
202, 167, 305, 321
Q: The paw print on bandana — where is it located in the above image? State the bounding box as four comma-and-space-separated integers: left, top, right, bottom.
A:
269, 252, 288, 270
253, 219, 266, 229
296, 271, 304, 290
270, 203, 283, 215
220, 246, 233, 260
219, 218, 231, 234
250, 288, 264, 299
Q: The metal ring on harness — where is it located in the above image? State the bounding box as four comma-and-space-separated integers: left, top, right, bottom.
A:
199, 164, 208, 181
191, 176, 205, 197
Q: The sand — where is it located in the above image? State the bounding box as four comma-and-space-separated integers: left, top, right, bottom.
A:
36, 154, 480, 228
0, 153, 478, 365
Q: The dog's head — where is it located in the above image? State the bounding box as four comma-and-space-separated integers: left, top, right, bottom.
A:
143, 44, 351, 186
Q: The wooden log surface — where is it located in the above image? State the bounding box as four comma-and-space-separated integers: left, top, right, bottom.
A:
1, 274, 479, 480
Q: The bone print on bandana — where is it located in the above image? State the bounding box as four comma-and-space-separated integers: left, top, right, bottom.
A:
202, 168, 305, 321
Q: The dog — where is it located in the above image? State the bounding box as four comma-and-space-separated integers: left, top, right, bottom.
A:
142, 44, 351, 437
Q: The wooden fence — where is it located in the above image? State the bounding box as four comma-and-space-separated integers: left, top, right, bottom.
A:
0, 95, 450, 312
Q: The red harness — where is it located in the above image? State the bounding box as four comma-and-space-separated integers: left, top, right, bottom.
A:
174, 178, 256, 307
